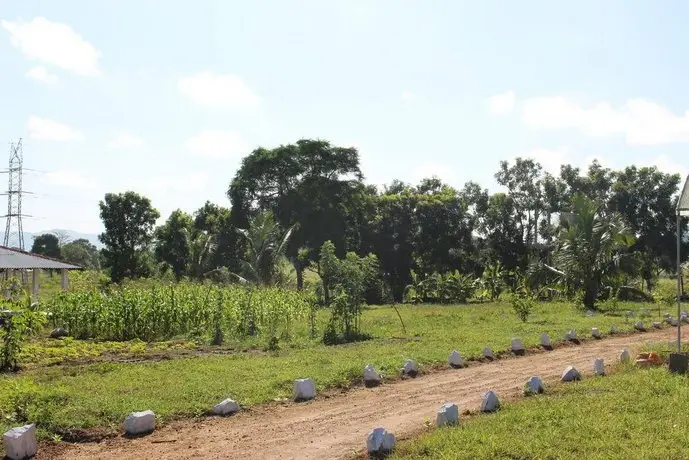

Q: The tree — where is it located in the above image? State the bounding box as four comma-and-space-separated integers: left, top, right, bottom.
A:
495, 158, 543, 247
228, 139, 363, 286
154, 210, 193, 280
61, 239, 100, 268
554, 194, 635, 310
236, 211, 295, 285
30, 234, 61, 259
99, 191, 160, 282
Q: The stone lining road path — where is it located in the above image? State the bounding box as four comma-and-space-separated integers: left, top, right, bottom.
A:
41, 327, 684, 460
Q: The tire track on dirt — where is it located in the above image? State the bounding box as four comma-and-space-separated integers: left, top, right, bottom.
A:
41, 328, 684, 460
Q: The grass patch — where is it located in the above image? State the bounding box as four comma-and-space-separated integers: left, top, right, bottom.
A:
0, 301, 675, 439
391, 366, 689, 459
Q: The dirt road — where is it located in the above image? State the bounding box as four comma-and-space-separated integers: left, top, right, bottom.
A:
42, 328, 683, 460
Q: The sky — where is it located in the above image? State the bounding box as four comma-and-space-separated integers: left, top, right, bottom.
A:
1, 0, 689, 235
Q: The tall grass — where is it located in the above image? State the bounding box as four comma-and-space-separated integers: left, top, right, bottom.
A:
45, 283, 314, 343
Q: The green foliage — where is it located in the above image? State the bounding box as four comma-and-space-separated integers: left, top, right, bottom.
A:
99, 191, 160, 282
0, 282, 46, 371
403, 270, 477, 304
154, 210, 194, 280
319, 240, 379, 343
481, 262, 505, 301
30, 233, 61, 259
511, 295, 534, 323
60, 239, 100, 269
44, 282, 311, 343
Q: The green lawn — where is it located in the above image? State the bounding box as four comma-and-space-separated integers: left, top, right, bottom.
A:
0, 301, 672, 439
391, 362, 689, 459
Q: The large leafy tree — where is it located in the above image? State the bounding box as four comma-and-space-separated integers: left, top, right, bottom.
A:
31, 233, 61, 259
99, 191, 160, 282
555, 194, 635, 310
61, 238, 100, 268
154, 210, 193, 280
228, 139, 363, 288
495, 158, 543, 247
191, 201, 240, 275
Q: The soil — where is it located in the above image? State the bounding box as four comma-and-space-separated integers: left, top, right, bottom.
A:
38, 327, 685, 460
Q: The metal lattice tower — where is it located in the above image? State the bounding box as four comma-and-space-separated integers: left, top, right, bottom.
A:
2, 139, 26, 250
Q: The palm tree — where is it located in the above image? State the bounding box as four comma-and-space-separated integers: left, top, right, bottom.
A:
555, 193, 635, 310
236, 211, 295, 286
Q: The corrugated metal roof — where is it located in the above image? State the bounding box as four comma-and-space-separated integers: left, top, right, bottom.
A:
0, 246, 82, 270
679, 174, 689, 216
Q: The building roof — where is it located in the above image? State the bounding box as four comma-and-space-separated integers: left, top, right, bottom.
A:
0, 246, 82, 270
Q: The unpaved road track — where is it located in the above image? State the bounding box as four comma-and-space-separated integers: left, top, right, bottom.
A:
42, 328, 684, 460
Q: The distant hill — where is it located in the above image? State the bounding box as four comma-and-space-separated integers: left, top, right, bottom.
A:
1, 229, 103, 250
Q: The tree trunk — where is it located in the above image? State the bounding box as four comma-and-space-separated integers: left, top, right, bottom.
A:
584, 277, 598, 310
296, 267, 304, 290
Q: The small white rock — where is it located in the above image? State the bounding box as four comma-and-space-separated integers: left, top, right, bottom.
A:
293, 378, 316, 401
448, 351, 464, 368
634, 321, 645, 331
610, 325, 618, 334
480, 390, 500, 412
436, 402, 460, 427
364, 364, 382, 384
525, 376, 545, 394
540, 333, 552, 348
670, 317, 679, 327
212, 398, 239, 416
483, 347, 494, 359
124, 410, 156, 435
591, 327, 602, 339
511, 338, 525, 352
402, 359, 419, 375
565, 329, 577, 341
620, 348, 631, 363
561, 365, 581, 382
3, 424, 37, 460
594, 358, 605, 376
366, 427, 396, 455
652, 321, 662, 329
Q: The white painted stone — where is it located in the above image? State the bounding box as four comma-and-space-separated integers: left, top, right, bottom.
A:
591, 327, 602, 339
620, 348, 631, 363
3, 424, 37, 460
652, 321, 662, 329
293, 378, 316, 401
511, 338, 525, 352
212, 398, 239, 416
561, 365, 581, 382
540, 333, 552, 348
364, 364, 382, 384
435, 402, 460, 427
565, 329, 577, 341
483, 347, 494, 359
634, 321, 645, 331
448, 351, 464, 368
682, 315, 689, 325
610, 325, 618, 334
402, 359, 419, 375
480, 390, 500, 412
366, 427, 396, 455
670, 317, 679, 327
124, 410, 156, 435
594, 358, 605, 376
525, 376, 545, 394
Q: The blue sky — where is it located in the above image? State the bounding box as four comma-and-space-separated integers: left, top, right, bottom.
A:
1, 0, 688, 234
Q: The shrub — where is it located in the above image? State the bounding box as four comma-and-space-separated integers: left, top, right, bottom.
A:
511, 295, 534, 323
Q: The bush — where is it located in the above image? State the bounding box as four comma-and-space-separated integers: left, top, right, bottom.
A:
511, 295, 534, 323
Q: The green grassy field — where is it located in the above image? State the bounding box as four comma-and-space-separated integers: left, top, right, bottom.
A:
0, 300, 671, 439
390, 359, 689, 459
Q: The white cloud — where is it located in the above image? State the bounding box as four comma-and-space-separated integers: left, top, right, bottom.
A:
26, 66, 57, 84
401, 90, 424, 102
487, 91, 515, 116
520, 147, 572, 176
178, 72, 261, 110
108, 131, 145, 150
522, 96, 689, 145
415, 162, 458, 185
41, 170, 91, 188
2, 17, 101, 76
644, 154, 688, 180
186, 130, 251, 158
27, 116, 84, 141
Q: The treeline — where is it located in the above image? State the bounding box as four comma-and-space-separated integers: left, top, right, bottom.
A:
42, 139, 687, 304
